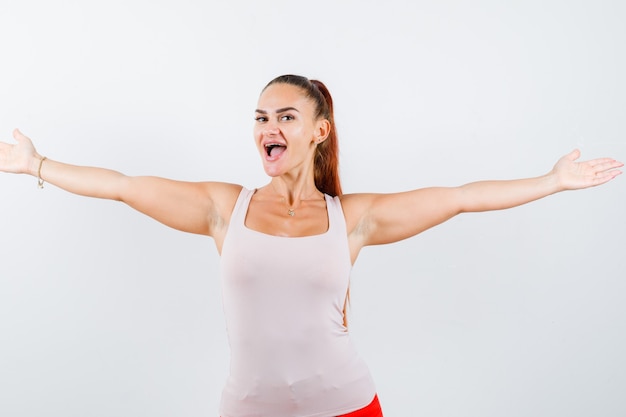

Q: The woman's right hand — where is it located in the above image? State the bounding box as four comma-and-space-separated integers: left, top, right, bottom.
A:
0, 129, 41, 176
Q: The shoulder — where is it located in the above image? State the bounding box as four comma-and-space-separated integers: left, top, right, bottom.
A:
338, 192, 376, 208
203, 182, 244, 213
339, 192, 380, 212
204, 181, 244, 196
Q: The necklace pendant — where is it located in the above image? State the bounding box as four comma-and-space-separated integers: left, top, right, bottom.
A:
287, 209, 295, 217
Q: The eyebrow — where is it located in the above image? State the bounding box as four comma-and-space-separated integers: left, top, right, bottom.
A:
255, 107, 300, 114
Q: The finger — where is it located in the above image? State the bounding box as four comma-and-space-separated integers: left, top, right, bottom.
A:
590, 159, 625, 171
588, 157, 621, 166
593, 169, 622, 184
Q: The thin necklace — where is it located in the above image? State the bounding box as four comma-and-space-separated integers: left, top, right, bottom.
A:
281, 196, 305, 217
272, 185, 322, 217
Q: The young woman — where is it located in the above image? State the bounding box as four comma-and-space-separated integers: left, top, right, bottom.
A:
0, 75, 622, 417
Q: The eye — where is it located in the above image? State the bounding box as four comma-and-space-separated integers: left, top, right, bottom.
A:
280, 114, 294, 121
255, 115, 267, 123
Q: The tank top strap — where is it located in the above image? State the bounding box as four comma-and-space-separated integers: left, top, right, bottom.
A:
325, 194, 348, 237
229, 187, 255, 227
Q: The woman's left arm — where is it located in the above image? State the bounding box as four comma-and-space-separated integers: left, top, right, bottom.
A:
346, 150, 623, 247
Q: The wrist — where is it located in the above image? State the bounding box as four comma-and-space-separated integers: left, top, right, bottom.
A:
28, 154, 44, 176
544, 170, 564, 194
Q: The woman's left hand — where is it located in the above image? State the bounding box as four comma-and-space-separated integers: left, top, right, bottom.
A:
552, 149, 623, 190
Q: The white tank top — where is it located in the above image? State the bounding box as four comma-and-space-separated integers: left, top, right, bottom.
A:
219, 187, 376, 417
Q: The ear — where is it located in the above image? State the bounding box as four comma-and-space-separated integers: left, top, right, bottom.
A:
314, 119, 331, 144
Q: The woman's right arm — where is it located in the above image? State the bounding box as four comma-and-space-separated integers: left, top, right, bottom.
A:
1, 129, 241, 237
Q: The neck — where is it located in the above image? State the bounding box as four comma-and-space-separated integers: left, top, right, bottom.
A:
270, 175, 321, 207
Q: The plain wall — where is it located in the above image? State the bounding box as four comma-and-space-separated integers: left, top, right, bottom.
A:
1, 1, 624, 416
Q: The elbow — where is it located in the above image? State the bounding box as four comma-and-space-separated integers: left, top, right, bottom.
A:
450, 186, 471, 214
114, 175, 135, 202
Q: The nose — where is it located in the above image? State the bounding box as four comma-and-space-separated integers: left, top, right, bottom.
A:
263, 121, 280, 136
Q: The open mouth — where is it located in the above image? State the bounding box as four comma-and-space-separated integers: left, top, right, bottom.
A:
265, 143, 287, 157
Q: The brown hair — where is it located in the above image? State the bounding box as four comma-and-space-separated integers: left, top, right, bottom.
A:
263, 75, 343, 197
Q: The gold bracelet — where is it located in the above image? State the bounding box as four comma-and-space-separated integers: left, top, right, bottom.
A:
37, 156, 47, 189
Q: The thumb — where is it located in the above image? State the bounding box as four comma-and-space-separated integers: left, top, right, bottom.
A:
12, 128, 34, 148
13, 128, 26, 141
566, 148, 581, 162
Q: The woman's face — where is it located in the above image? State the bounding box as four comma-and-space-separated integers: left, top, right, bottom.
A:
254, 83, 325, 178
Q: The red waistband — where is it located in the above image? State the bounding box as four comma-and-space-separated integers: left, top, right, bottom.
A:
336, 394, 383, 417
220, 394, 383, 417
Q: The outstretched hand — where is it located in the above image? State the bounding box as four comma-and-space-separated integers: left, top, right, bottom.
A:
552, 149, 623, 190
0, 129, 40, 175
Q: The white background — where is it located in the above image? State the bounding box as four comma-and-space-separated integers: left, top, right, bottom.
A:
1, 1, 625, 416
